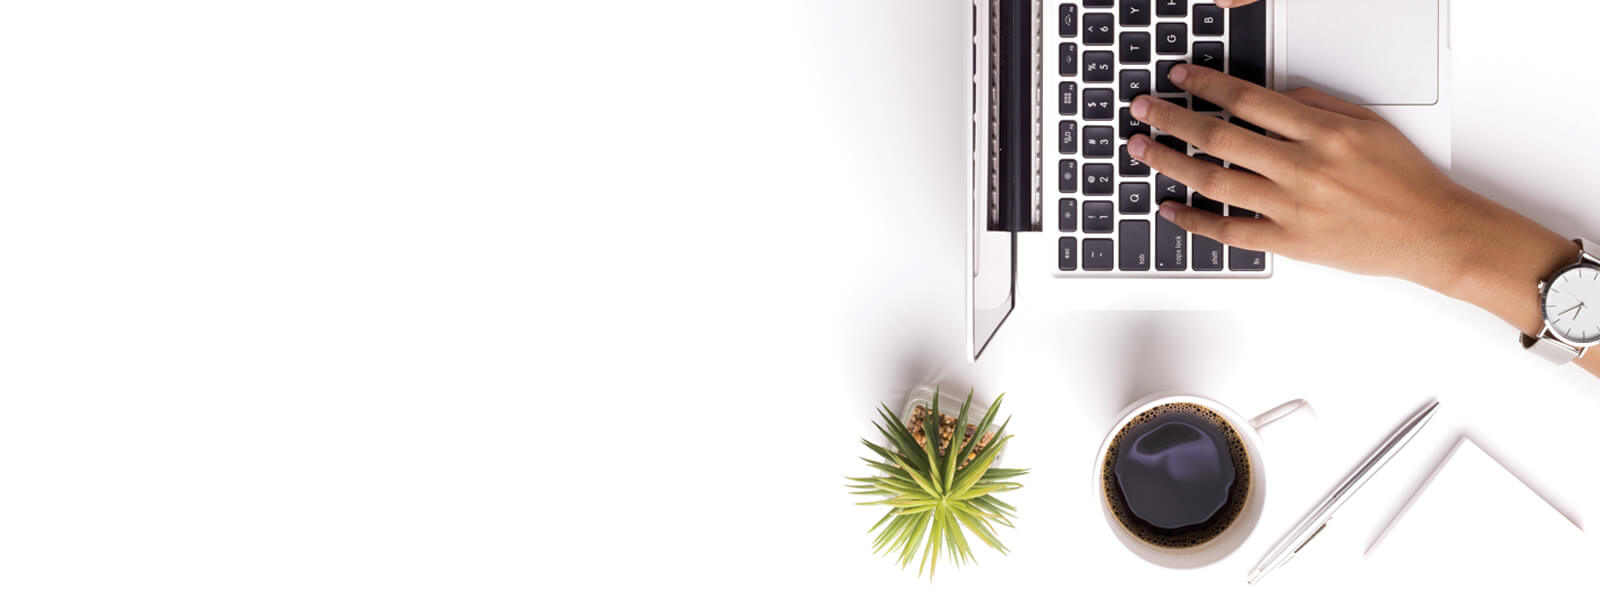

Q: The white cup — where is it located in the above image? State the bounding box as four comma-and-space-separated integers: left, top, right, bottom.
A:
1092, 393, 1309, 568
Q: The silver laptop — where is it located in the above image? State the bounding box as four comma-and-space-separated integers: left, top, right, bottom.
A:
967, 0, 1452, 359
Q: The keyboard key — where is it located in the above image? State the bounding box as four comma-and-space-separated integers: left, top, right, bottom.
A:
1119, 182, 1151, 214
1060, 43, 1080, 77
1084, 201, 1115, 233
1059, 237, 1078, 271
1155, 215, 1187, 271
1230, 247, 1266, 271
1120, 0, 1151, 27
1060, 82, 1078, 116
1060, 4, 1078, 38
1192, 192, 1224, 214
1085, 0, 1114, 7
1084, 238, 1115, 271
1231, 207, 1259, 218
1084, 51, 1115, 82
1156, 173, 1186, 203
1193, 235, 1224, 271
1119, 145, 1150, 177
1120, 220, 1151, 271
1194, 4, 1224, 36
1156, 61, 1183, 93
1193, 41, 1224, 110
1084, 164, 1115, 195
1194, 42, 1225, 72
1120, 32, 1151, 64
1084, 13, 1115, 45
1060, 159, 1079, 193
1119, 69, 1150, 101
1155, 136, 1186, 155
1195, 154, 1224, 167
1060, 121, 1078, 154
1168, 96, 1188, 109
1156, 23, 1186, 55
1155, 0, 1186, 18
1084, 126, 1115, 158
1229, 2, 1268, 85
1119, 107, 1149, 139
1084, 88, 1116, 120
1060, 199, 1078, 232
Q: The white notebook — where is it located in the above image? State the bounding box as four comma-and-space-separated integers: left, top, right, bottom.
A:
1364, 437, 1590, 593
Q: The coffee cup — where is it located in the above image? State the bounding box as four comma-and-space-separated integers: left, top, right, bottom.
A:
1092, 393, 1310, 568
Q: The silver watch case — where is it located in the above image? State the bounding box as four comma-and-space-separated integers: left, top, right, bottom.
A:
1529, 262, 1600, 347
1525, 239, 1600, 361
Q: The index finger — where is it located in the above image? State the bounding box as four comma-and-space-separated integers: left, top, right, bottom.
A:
1168, 64, 1336, 140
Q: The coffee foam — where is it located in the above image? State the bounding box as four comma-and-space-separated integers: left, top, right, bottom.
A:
1101, 402, 1252, 549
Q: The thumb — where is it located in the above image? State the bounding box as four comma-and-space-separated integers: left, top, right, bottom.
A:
1215, 0, 1261, 7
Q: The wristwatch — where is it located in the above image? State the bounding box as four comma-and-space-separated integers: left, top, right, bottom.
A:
1523, 238, 1600, 364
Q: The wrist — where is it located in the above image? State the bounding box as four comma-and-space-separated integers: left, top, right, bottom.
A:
1433, 216, 1577, 337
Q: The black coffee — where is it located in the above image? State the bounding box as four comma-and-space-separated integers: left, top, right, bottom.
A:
1101, 402, 1251, 548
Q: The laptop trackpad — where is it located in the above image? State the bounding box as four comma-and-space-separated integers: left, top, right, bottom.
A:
1284, 0, 1438, 105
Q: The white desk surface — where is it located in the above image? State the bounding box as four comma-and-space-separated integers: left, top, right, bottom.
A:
0, 1, 1595, 598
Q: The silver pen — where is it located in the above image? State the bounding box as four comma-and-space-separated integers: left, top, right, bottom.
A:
1247, 399, 1441, 585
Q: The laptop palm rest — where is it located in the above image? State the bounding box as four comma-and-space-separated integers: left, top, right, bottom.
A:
1283, 0, 1439, 106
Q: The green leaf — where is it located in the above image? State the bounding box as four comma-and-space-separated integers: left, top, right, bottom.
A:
870, 421, 919, 469
944, 506, 974, 565
872, 513, 908, 552
877, 406, 928, 472
949, 434, 1010, 498
897, 511, 930, 568
891, 504, 936, 517
949, 501, 1009, 554
888, 452, 941, 498
943, 390, 973, 491
920, 507, 945, 577
957, 393, 1004, 466
921, 391, 943, 490
868, 509, 898, 534
980, 467, 1031, 480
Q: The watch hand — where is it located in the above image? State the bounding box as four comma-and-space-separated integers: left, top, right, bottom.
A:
1557, 304, 1582, 318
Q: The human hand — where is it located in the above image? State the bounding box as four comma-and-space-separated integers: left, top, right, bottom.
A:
1213, 0, 1262, 7
1125, 64, 1576, 305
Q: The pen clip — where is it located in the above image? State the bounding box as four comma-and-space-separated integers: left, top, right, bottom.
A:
1293, 521, 1329, 555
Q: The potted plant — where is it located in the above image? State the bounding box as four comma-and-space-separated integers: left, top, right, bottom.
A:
847, 388, 1028, 578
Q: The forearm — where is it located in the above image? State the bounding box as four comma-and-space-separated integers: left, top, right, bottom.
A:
1428, 192, 1600, 376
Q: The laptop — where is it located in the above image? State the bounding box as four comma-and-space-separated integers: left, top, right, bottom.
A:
967, 0, 1453, 359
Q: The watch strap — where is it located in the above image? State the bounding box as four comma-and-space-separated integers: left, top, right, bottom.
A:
1522, 332, 1583, 364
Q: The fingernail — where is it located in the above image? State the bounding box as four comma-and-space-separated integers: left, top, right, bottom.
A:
1169, 64, 1189, 86
1130, 95, 1151, 120
1159, 202, 1179, 221
1128, 135, 1149, 159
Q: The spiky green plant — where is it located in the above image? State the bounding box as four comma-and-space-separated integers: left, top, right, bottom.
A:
847, 389, 1027, 578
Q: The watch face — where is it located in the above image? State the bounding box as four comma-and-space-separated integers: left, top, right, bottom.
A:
1544, 265, 1600, 345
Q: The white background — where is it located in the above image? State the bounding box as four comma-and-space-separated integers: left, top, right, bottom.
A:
0, 1, 1595, 598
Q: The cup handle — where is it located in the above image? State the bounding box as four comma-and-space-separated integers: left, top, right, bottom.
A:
1248, 398, 1313, 430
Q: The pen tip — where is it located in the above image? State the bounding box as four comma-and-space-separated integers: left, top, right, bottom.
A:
1246, 569, 1262, 585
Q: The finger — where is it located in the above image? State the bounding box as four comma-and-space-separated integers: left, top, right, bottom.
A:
1215, 0, 1261, 6
1128, 134, 1281, 215
1282, 86, 1380, 121
1131, 95, 1294, 179
1166, 64, 1337, 140
1158, 201, 1279, 251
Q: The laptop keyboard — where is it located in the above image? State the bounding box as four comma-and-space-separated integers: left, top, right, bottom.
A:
1052, 1, 1269, 276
